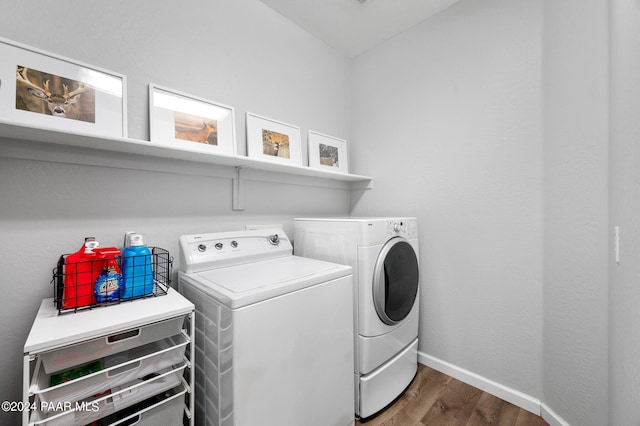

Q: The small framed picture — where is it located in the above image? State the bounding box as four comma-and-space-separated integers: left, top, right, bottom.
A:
308, 130, 348, 173
0, 37, 126, 138
246, 112, 302, 166
149, 84, 236, 155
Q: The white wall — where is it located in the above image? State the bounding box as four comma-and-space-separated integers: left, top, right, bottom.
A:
2, 1, 632, 424
542, 0, 610, 424
609, 0, 640, 423
0, 1, 353, 424
351, 0, 616, 422
350, 0, 616, 422
351, 0, 543, 404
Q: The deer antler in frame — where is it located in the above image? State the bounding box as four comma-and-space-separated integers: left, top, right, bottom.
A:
16, 67, 51, 98
62, 82, 90, 102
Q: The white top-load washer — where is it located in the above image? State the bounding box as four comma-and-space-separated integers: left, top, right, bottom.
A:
178, 228, 355, 426
294, 218, 420, 419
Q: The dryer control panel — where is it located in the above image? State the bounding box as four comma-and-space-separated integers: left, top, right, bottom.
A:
385, 218, 418, 239
357, 217, 418, 246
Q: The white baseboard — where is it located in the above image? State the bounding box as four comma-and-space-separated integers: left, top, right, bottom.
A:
541, 403, 571, 426
418, 351, 541, 415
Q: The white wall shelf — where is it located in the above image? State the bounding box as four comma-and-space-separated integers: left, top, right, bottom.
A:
0, 120, 373, 210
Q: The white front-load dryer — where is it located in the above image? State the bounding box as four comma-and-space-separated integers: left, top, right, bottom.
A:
294, 217, 420, 419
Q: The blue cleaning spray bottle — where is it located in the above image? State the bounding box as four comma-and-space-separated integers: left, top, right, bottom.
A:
94, 246, 122, 304
121, 232, 154, 299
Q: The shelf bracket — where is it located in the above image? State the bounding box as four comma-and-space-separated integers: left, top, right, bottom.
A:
232, 166, 245, 211
350, 179, 374, 190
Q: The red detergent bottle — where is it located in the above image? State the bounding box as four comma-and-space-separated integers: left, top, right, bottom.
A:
63, 239, 101, 309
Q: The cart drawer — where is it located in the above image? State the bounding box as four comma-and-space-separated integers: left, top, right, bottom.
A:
101, 384, 186, 426
34, 333, 188, 410
40, 315, 185, 374
29, 365, 185, 426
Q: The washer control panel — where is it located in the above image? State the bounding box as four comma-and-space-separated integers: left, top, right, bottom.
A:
179, 228, 292, 273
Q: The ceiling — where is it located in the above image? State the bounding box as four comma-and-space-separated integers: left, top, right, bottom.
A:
258, 0, 462, 57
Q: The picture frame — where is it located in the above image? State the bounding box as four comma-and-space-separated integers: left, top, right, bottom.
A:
149, 84, 236, 155
246, 112, 302, 166
0, 37, 126, 138
308, 130, 349, 173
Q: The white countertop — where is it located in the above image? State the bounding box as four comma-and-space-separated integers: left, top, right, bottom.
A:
24, 288, 194, 353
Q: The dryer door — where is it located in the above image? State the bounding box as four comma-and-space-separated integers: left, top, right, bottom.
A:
372, 237, 419, 325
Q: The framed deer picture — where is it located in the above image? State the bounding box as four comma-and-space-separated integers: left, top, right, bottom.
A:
308, 130, 349, 174
149, 84, 237, 156
0, 37, 126, 138
246, 112, 302, 166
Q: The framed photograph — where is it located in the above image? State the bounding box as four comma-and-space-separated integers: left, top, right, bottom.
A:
149, 84, 236, 155
0, 37, 126, 138
246, 112, 302, 166
308, 130, 349, 173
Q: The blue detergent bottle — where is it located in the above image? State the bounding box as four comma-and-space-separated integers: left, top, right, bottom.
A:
121, 233, 154, 299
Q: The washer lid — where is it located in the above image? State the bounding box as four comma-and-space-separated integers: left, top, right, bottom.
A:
183, 255, 352, 309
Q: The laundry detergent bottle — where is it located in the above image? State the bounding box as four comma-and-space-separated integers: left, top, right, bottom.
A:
63, 239, 100, 309
121, 233, 154, 299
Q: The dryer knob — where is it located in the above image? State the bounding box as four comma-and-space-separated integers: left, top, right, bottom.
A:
393, 222, 401, 233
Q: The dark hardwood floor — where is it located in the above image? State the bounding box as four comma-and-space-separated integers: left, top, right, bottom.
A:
356, 364, 549, 426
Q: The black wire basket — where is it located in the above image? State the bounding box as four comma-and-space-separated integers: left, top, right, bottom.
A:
52, 247, 172, 314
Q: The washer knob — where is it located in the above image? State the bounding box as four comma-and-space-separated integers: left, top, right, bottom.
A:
268, 234, 280, 245
215, 242, 223, 250
231, 240, 238, 248
393, 222, 401, 232
197, 244, 207, 252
